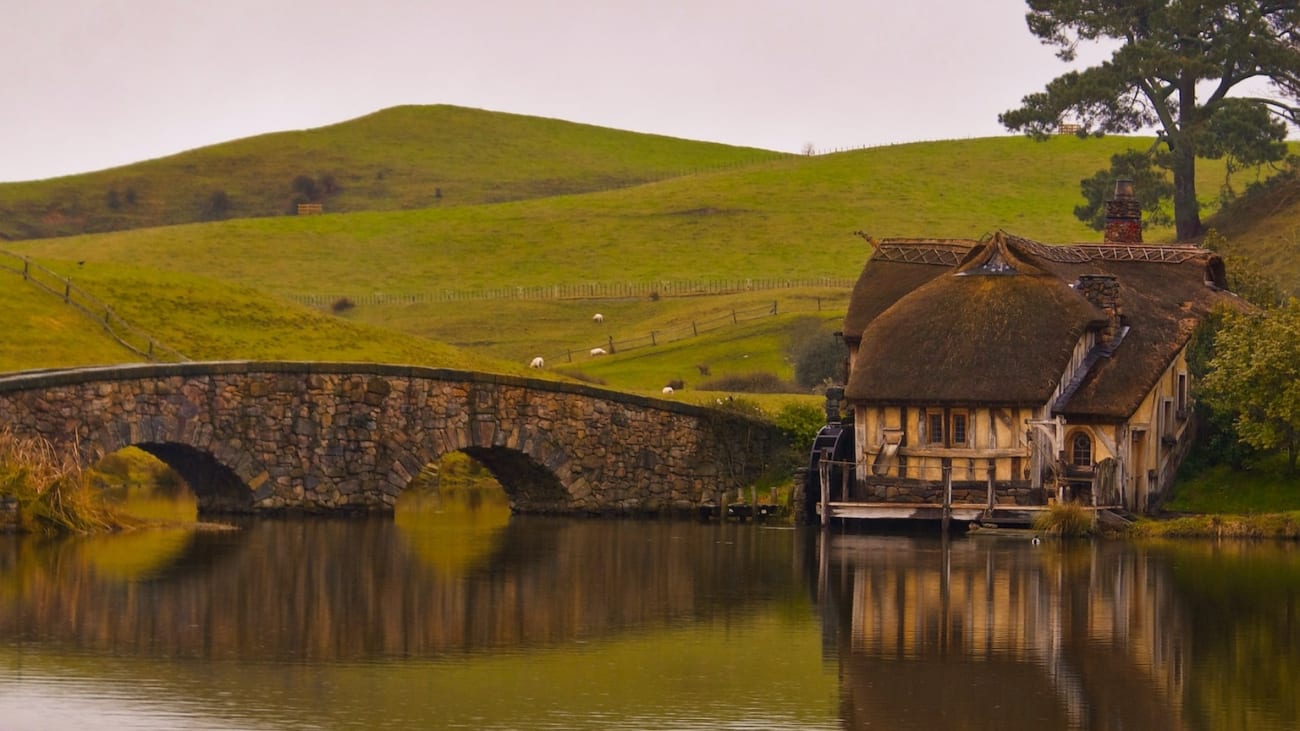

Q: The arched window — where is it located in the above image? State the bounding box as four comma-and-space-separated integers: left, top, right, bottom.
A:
1071, 432, 1093, 467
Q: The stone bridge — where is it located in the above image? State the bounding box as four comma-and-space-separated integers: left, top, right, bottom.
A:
0, 362, 786, 515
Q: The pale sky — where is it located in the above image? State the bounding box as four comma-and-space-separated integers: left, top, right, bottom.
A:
3, 0, 1130, 182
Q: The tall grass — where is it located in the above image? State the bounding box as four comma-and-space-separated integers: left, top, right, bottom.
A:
0, 429, 131, 534
1032, 501, 1094, 537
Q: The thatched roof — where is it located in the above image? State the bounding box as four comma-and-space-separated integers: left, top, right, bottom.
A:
844, 231, 1241, 419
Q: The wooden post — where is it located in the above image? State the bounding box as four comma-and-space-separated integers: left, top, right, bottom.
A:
819, 449, 832, 527
692, 322, 698, 336
986, 458, 996, 513
941, 459, 953, 535
64, 280, 71, 302
840, 460, 850, 502
608, 335, 615, 354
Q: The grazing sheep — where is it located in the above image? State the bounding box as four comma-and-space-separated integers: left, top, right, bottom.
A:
662, 386, 674, 395
590, 347, 607, 356
529, 356, 545, 369
592, 313, 604, 324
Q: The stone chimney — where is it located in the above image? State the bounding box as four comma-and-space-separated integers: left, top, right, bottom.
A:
1104, 179, 1142, 244
1077, 274, 1123, 344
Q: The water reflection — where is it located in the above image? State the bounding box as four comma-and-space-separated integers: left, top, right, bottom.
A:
1, 503, 1298, 730
817, 533, 1299, 731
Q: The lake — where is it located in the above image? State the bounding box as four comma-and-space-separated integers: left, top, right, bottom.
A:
1, 495, 1296, 730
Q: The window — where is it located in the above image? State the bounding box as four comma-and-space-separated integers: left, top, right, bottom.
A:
950, 411, 968, 446
1071, 432, 1092, 467
927, 411, 945, 444
1177, 372, 1188, 417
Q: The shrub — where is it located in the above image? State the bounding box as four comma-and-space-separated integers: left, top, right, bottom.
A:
774, 402, 825, 455
202, 190, 231, 221
790, 325, 846, 389
331, 297, 356, 313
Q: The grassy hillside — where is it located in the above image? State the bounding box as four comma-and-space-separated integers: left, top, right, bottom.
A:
0, 105, 786, 240
0, 260, 526, 376
4, 110, 1297, 392
1203, 168, 1300, 295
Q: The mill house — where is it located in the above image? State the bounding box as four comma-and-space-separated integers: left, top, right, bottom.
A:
819, 182, 1243, 524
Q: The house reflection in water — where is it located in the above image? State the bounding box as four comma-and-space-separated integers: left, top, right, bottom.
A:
816, 535, 1186, 730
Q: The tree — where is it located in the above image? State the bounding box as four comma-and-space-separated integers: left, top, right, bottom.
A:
1198, 298, 1300, 474
1000, 1, 1300, 240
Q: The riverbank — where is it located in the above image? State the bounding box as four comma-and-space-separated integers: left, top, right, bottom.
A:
1127, 511, 1300, 539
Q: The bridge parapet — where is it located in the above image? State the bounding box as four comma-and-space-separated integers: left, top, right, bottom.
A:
0, 362, 785, 515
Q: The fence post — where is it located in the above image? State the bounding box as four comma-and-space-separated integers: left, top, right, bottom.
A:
64, 280, 71, 302
731, 310, 737, 324
650, 331, 656, 346
23, 259, 29, 280
692, 322, 698, 336
608, 336, 615, 354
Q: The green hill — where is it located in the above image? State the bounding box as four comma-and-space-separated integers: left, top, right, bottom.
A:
4, 107, 1297, 393
0, 105, 786, 240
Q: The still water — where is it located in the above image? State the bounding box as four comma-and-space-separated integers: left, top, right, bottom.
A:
1, 498, 1297, 730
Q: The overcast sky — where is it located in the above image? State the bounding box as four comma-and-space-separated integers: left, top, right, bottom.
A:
4, 1, 1137, 182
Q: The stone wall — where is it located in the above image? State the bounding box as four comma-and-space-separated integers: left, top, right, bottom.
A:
0, 362, 786, 515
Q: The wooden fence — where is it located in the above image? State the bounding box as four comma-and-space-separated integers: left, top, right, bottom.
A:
289, 277, 854, 308
0, 250, 189, 363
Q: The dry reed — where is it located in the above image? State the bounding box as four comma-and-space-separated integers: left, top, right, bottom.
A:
0, 428, 130, 534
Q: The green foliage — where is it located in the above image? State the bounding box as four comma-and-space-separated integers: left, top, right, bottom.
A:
1002, 1, 1300, 239
773, 402, 825, 456
1199, 297, 1300, 473
1074, 149, 1174, 231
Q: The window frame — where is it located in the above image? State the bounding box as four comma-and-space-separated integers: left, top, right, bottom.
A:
1070, 431, 1093, 467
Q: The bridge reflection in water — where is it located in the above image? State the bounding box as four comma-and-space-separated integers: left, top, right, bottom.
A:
1, 508, 1296, 729
817, 534, 1188, 730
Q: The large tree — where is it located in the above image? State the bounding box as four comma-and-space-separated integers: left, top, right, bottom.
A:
1000, 1, 1300, 240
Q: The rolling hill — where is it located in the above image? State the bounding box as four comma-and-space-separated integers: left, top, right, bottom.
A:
3, 105, 1297, 393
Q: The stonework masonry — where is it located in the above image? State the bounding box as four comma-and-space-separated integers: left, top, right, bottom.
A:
0, 362, 785, 515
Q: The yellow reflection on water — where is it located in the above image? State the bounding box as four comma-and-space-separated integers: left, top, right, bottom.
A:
394, 453, 512, 579
77, 528, 195, 581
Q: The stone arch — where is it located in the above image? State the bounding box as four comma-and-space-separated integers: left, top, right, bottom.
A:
380, 417, 576, 514
133, 442, 254, 513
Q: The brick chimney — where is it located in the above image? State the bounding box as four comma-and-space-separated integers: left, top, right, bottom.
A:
1104, 179, 1142, 244
1077, 274, 1123, 344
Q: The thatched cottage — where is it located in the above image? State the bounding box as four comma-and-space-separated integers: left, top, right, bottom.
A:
837, 183, 1241, 516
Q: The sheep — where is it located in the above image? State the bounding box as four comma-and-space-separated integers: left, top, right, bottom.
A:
662, 386, 674, 395
529, 356, 545, 369
590, 347, 607, 357
592, 313, 604, 324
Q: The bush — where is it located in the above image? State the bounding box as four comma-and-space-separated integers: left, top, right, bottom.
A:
790, 325, 846, 389
331, 297, 356, 313
774, 402, 825, 455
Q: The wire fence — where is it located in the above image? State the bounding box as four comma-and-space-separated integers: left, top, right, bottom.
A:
0, 250, 189, 363
288, 276, 854, 308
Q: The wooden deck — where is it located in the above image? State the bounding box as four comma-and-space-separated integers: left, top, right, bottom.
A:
817, 500, 1128, 527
